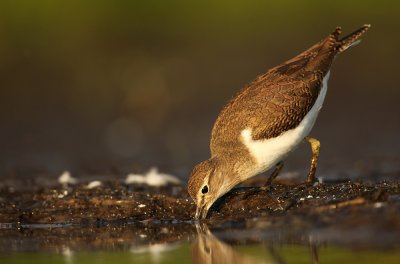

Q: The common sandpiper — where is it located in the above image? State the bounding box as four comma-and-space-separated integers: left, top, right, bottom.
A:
188, 25, 371, 219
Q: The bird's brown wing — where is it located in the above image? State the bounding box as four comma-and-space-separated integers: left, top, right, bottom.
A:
210, 31, 339, 157
210, 24, 371, 157
210, 70, 324, 157
249, 71, 323, 141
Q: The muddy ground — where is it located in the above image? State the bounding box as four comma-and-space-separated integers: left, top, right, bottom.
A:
0, 176, 400, 251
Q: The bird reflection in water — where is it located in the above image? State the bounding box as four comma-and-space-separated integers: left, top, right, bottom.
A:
192, 224, 320, 264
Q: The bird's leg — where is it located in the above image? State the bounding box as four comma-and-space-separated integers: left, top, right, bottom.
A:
260, 162, 283, 191
306, 137, 320, 183
265, 162, 284, 186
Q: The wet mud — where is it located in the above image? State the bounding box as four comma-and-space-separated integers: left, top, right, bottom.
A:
1, 177, 400, 252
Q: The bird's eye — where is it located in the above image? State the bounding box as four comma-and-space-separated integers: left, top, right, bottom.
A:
201, 185, 209, 194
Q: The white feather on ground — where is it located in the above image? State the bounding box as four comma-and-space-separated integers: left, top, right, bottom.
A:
85, 180, 103, 189
58, 171, 77, 185
125, 167, 180, 187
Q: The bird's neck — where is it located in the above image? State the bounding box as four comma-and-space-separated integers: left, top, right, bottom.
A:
212, 156, 246, 195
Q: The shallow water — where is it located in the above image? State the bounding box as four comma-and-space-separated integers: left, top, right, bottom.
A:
0, 219, 400, 264
1, 222, 399, 264
2, 246, 400, 264
1, 178, 399, 263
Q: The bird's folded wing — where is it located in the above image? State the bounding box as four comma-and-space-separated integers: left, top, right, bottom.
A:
210, 70, 323, 156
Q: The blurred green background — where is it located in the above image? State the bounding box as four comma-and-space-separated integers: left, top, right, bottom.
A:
0, 0, 399, 179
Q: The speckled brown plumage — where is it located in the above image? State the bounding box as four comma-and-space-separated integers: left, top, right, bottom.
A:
210, 26, 369, 157
188, 25, 370, 219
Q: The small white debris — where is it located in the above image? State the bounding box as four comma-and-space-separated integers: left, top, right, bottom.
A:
139, 234, 147, 238
125, 167, 180, 187
61, 246, 74, 264
306, 195, 313, 199
125, 174, 147, 184
86, 181, 102, 189
62, 246, 73, 257
299, 197, 305, 201
58, 171, 77, 185
374, 202, 385, 208
146, 167, 181, 186
138, 204, 146, 208
57, 190, 68, 199
130, 243, 179, 263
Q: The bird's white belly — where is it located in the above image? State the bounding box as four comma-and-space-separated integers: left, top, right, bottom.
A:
240, 71, 330, 178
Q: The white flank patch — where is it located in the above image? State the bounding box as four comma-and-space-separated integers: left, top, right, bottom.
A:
58, 171, 77, 185
125, 167, 181, 187
241, 71, 330, 177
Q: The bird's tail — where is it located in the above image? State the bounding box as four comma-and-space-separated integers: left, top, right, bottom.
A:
336, 24, 371, 53
304, 24, 370, 71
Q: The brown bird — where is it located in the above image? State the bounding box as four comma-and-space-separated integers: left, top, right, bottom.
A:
192, 224, 272, 264
188, 25, 371, 219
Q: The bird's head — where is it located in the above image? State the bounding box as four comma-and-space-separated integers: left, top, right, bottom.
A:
188, 158, 237, 219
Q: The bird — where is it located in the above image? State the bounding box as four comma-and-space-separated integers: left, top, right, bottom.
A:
192, 223, 319, 263
188, 25, 371, 219
192, 223, 271, 264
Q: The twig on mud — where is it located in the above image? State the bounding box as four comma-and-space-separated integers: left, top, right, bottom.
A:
313, 197, 367, 213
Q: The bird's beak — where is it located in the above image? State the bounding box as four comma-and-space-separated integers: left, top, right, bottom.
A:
195, 204, 209, 219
